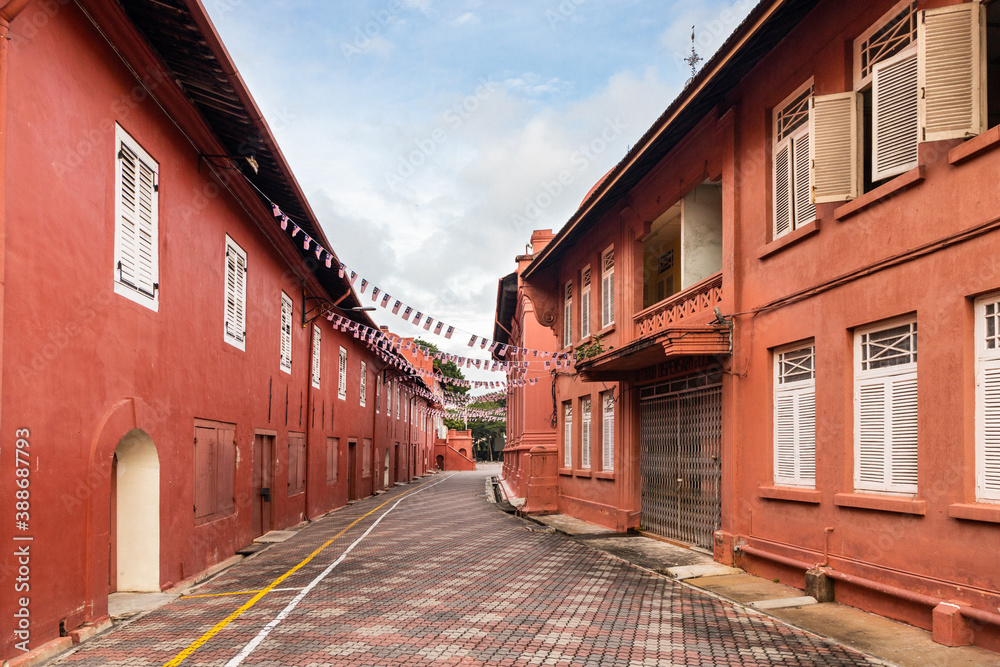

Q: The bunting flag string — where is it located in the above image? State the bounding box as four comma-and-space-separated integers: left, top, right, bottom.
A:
267, 203, 579, 364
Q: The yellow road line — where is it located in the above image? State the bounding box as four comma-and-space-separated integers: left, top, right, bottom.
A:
180, 590, 264, 599
163, 480, 435, 667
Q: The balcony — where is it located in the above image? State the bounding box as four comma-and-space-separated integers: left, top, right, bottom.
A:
635, 272, 723, 338
577, 272, 727, 380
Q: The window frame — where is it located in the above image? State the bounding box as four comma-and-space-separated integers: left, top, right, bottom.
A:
601, 391, 615, 472
563, 281, 573, 347
580, 266, 592, 340
773, 342, 817, 488
580, 396, 592, 470
311, 325, 322, 389
563, 401, 573, 468
853, 317, 919, 494
113, 124, 160, 311
975, 292, 1000, 502
223, 236, 248, 351
279, 293, 293, 373
601, 247, 615, 329
772, 80, 815, 239
338, 346, 348, 400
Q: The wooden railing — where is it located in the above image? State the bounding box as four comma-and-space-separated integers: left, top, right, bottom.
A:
633, 272, 723, 339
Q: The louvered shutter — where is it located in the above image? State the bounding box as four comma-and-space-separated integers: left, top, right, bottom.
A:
979, 362, 1000, 500
918, 3, 985, 142
889, 376, 919, 489
857, 380, 888, 489
581, 398, 591, 469
872, 50, 919, 181
280, 295, 292, 371
135, 161, 156, 295
773, 141, 792, 238
581, 269, 591, 339
563, 404, 573, 468
118, 146, 139, 288
774, 393, 798, 483
856, 373, 918, 493
810, 92, 860, 203
338, 348, 348, 398
563, 283, 572, 346
798, 390, 816, 482
360, 361, 367, 406
116, 134, 158, 302
602, 394, 614, 471
792, 131, 815, 226
311, 326, 321, 388
601, 251, 615, 328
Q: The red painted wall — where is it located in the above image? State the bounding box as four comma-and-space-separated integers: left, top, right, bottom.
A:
0, 4, 428, 660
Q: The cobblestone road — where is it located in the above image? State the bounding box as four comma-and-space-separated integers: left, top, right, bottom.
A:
52, 470, 884, 666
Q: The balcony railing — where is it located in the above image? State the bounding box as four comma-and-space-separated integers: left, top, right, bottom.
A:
633, 272, 723, 339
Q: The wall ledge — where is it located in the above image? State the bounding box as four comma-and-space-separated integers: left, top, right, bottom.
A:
757, 219, 820, 260
834, 492, 926, 515
834, 166, 924, 222
948, 126, 1000, 165
593, 471, 615, 480
948, 502, 1000, 524
757, 485, 821, 503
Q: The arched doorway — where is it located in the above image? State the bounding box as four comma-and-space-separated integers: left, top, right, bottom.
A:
111, 429, 160, 592
384, 450, 390, 487
436, 455, 444, 470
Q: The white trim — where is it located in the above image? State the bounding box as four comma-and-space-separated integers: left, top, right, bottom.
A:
113, 124, 159, 312
223, 236, 247, 351
338, 346, 348, 400
311, 325, 321, 389
854, 0, 916, 90
975, 292, 1000, 502
279, 293, 293, 374
854, 317, 918, 494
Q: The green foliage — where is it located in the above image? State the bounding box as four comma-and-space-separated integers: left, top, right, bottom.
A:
576, 333, 611, 361
416, 338, 468, 396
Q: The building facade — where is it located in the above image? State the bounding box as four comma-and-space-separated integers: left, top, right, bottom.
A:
0, 0, 437, 661
507, 0, 1000, 652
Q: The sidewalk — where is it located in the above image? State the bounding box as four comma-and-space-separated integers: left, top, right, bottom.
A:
525, 512, 999, 667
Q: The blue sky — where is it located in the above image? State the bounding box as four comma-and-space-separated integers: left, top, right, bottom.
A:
204, 0, 754, 387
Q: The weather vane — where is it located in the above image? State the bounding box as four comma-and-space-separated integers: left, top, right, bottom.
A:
684, 26, 703, 84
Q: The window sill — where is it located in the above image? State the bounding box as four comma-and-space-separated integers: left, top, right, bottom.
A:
596, 324, 616, 337
757, 220, 820, 260
558, 467, 573, 476
834, 166, 924, 222
948, 502, 1000, 524
948, 125, 1000, 165
833, 492, 926, 515
575, 469, 592, 478
758, 485, 821, 503
593, 471, 615, 480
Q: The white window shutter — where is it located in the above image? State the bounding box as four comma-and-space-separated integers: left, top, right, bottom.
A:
977, 361, 1000, 500
857, 380, 888, 489
563, 404, 573, 468
872, 51, 919, 181
889, 376, 918, 489
280, 295, 292, 371
581, 399, 591, 469
564, 285, 572, 345
792, 131, 815, 226
773, 141, 792, 238
774, 393, 797, 482
602, 271, 615, 328
135, 161, 157, 295
919, 3, 985, 142
311, 326, 321, 388
360, 361, 367, 406
602, 396, 614, 471
118, 146, 139, 288
810, 92, 860, 203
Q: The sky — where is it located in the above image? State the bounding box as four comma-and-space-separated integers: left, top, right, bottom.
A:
203, 0, 754, 390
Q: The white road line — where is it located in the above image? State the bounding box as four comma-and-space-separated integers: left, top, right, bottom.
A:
224, 475, 453, 666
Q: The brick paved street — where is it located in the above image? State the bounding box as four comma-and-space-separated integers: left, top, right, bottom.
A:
51, 471, 884, 666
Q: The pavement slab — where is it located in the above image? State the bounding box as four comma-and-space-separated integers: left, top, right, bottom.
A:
49, 471, 896, 666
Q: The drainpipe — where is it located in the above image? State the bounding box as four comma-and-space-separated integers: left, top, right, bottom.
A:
303, 308, 316, 518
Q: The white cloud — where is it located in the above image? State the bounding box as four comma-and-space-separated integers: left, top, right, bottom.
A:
659, 0, 755, 78
452, 12, 480, 26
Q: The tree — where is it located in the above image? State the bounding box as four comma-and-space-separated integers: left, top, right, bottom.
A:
415, 339, 468, 397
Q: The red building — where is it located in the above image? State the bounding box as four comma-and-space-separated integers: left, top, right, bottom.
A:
0, 0, 437, 661
506, 0, 1000, 653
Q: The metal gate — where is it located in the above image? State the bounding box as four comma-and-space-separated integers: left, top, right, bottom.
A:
639, 375, 722, 550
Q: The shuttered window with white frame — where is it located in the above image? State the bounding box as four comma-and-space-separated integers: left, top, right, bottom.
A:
223, 236, 247, 350
563, 282, 573, 347
338, 346, 348, 399
872, 48, 919, 181
563, 402, 573, 468
311, 326, 322, 388
854, 319, 918, 494
918, 2, 986, 142
581, 267, 592, 340
360, 361, 367, 407
773, 83, 815, 239
280, 293, 293, 373
810, 92, 861, 203
975, 293, 1000, 502
601, 248, 615, 329
114, 125, 159, 310
580, 397, 592, 469
774, 344, 816, 487
602, 392, 615, 471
